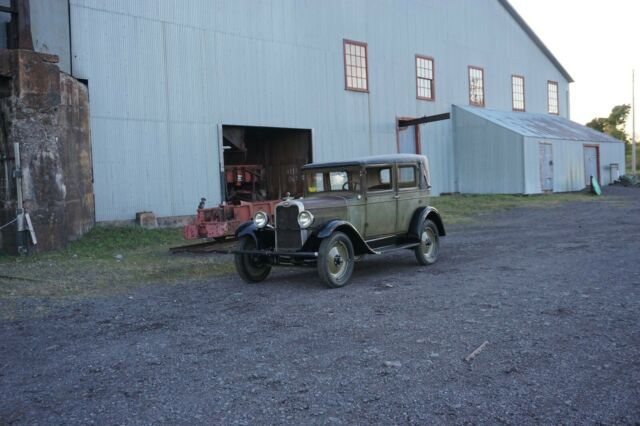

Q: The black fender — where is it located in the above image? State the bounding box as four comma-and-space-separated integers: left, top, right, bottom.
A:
235, 221, 275, 249
309, 220, 377, 255
409, 206, 446, 239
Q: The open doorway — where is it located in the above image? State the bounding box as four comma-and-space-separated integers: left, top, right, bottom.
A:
396, 117, 421, 154
221, 125, 312, 203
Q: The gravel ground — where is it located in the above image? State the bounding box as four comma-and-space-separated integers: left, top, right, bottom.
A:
1, 187, 640, 425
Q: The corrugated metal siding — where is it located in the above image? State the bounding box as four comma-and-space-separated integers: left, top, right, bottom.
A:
598, 144, 626, 186
524, 138, 625, 193
456, 106, 622, 143
454, 106, 525, 194
31, 0, 71, 73
523, 138, 583, 193
67, 0, 573, 220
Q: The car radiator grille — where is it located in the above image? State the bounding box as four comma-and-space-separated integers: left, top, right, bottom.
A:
276, 205, 302, 251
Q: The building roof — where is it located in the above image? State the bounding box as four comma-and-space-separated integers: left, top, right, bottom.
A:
302, 154, 428, 170
498, 0, 574, 83
455, 106, 623, 143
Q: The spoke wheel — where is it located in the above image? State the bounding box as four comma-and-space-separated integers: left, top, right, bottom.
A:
414, 219, 440, 266
234, 237, 271, 283
317, 231, 355, 288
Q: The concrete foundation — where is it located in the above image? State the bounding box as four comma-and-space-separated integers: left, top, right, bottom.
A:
0, 49, 94, 254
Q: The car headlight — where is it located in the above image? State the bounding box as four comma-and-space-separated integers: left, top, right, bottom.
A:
253, 211, 268, 228
297, 211, 314, 229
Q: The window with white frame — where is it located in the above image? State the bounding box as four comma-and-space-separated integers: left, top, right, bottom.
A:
343, 40, 368, 92
512, 75, 525, 111
548, 81, 559, 114
469, 66, 485, 106
416, 56, 434, 100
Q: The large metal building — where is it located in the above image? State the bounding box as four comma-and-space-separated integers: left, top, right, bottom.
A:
19, 0, 625, 222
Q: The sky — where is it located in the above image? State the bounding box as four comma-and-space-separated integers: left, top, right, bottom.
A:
508, 0, 639, 138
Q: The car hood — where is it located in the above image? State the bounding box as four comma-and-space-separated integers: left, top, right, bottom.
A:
294, 195, 351, 227
298, 195, 351, 211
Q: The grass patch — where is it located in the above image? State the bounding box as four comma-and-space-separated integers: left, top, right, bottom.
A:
65, 226, 183, 256
0, 191, 609, 305
430, 192, 597, 225
0, 225, 234, 303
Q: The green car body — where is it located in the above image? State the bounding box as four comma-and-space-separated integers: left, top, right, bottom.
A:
234, 154, 445, 288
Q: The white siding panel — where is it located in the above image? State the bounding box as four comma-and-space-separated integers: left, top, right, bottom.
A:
455, 107, 525, 194
523, 138, 626, 193
599, 144, 626, 186
523, 138, 585, 194
71, 6, 167, 121
68, 0, 575, 220
91, 117, 171, 221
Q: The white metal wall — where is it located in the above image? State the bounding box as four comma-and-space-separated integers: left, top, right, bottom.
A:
67, 0, 572, 220
524, 138, 626, 194
453, 106, 525, 194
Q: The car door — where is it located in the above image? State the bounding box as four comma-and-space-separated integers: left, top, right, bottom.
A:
395, 164, 422, 233
364, 165, 396, 238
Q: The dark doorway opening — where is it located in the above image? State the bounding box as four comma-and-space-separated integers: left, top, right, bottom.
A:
221, 125, 312, 203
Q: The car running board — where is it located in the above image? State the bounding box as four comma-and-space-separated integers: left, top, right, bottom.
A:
372, 242, 421, 255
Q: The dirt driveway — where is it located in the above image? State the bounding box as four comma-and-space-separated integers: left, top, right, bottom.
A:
1, 187, 639, 425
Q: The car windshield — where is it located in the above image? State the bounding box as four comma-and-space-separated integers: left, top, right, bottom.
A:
304, 168, 361, 195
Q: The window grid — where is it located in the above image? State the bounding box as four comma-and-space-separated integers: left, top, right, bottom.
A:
416, 55, 435, 100
469, 66, 485, 106
512, 75, 525, 111
548, 81, 559, 114
343, 40, 368, 92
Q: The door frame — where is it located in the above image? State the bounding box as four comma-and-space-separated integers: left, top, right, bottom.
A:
539, 141, 553, 192
364, 163, 397, 239
396, 117, 421, 154
583, 144, 601, 185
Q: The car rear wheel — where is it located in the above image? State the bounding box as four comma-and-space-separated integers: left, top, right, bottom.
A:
317, 231, 355, 288
234, 236, 271, 283
414, 219, 439, 265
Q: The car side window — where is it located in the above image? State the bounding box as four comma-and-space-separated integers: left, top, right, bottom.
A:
366, 166, 393, 191
307, 172, 325, 192
398, 166, 417, 189
329, 171, 349, 190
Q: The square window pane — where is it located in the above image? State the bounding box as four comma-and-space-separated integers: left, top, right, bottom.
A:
329, 171, 348, 190
399, 167, 416, 187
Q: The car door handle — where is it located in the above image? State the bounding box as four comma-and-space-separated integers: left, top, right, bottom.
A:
393, 195, 399, 199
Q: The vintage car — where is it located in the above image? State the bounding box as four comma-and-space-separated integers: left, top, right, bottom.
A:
233, 154, 445, 288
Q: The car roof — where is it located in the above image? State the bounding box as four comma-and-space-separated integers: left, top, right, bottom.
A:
301, 154, 427, 170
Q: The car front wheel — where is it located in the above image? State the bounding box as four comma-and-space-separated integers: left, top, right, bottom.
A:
234, 236, 271, 283
414, 219, 440, 265
317, 231, 355, 288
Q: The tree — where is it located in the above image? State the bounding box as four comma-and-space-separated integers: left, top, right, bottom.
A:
586, 104, 631, 143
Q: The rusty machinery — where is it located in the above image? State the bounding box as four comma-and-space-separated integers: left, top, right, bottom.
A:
182, 164, 279, 241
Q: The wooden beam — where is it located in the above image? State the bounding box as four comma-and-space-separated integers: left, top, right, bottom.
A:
398, 112, 451, 128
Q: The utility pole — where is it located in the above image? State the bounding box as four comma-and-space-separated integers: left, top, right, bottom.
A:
633, 69, 637, 176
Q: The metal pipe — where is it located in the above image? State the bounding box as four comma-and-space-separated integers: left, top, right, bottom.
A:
13, 142, 26, 254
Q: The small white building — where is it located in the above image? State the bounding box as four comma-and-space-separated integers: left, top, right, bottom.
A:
454, 105, 625, 194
